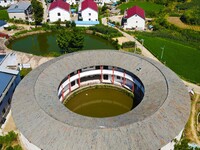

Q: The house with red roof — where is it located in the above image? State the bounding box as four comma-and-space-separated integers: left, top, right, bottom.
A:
48, 0, 70, 22
78, 0, 98, 22
122, 6, 145, 30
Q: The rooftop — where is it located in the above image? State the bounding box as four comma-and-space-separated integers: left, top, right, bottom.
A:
124, 5, 145, 19
49, 0, 70, 12
81, 0, 98, 12
0, 72, 13, 97
0, 20, 7, 28
7, 1, 31, 13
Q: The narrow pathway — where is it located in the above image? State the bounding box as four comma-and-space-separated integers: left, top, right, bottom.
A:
190, 95, 200, 145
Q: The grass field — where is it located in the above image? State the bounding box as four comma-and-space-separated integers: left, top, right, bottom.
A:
136, 34, 200, 84
0, 10, 9, 20
118, 1, 164, 17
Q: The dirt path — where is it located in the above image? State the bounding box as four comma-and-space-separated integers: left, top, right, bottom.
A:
190, 95, 200, 145
167, 17, 200, 31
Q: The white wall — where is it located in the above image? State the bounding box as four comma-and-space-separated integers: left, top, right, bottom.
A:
66, 0, 76, 5
20, 133, 41, 150
49, 7, 70, 22
81, 8, 98, 21
8, 12, 26, 20
0, 0, 15, 7
124, 15, 145, 30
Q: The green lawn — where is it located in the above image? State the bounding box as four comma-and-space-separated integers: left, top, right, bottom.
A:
136, 34, 200, 84
118, 1, 164, 17
0, 10, 9, 20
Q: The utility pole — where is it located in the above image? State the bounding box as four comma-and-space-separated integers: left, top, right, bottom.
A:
161, 46, 165, 60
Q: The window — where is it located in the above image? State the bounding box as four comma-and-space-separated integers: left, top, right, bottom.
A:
136, 21, 138, 23
89, 18, 91, 21
117, 76, 120, 79
96, 19, 97, 21
2, 108, 6, 115
58, 13, 61, 16
89, 13, 91, 16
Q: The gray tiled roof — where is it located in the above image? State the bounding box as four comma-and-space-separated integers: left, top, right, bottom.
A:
12, 50, 190, 150
7, 1, 30, 13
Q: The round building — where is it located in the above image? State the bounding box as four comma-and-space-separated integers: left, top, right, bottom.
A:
12, 50, 190, 150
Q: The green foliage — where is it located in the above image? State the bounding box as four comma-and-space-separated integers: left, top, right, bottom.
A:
174, 139, 193, 150
135, 31, 200, 84
56, 29, 84, 53
0, 131, 22, 150
180, 8, 200, 25
122, 41, 135, 48
0, 10, 9, 20
5, 25, 18, 31
118, 1, 164, 17
89, 25, 122, 38
20, 68, 32, 78
31, 0, 44, 25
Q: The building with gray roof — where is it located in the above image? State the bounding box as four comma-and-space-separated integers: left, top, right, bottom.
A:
0, 54, 20, 125
7, 1, 32, 21
12, 50, 190, 150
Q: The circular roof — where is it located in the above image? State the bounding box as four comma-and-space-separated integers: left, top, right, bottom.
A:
12, 50, 190, 150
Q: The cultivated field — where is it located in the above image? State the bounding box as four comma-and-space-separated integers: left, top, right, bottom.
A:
136, 34, 200, 84
167, 17, 200, 31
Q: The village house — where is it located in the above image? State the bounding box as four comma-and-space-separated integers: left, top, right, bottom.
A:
78, 0, 98, 22
7, 1, 32, 21
48, 0, 71, 22
0, 0, 15, 7
122, 5, 145, 30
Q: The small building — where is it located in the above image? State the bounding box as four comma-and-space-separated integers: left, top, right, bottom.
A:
0, 54, 20, 125
122, 6, 145, 30
48, 0, 71, 22
7, 1, 32, 21
79, 0, 98, 22
0, 0, 15, 7
0, 20, 7, 31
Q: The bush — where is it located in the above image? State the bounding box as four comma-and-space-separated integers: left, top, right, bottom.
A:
0, 10, 9, 20
122, 41, 135, 48
89, 25, 123, 38
20, 68, 32, 78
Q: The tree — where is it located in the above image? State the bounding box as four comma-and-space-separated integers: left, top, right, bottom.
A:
56, 29, 84, 53
71, 21, 76, 27
31, 0, 44, 25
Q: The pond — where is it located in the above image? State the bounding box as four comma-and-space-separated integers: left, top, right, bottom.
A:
7, 32, 115, 56
64, 86, 134, 118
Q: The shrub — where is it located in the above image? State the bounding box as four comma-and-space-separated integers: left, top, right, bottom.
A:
122, 41, 135, 48
89, 25, 123, 38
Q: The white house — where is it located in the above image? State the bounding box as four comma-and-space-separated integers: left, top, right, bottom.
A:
7, 1, 32, 21
79, 0, 98, 22
0, 0, 15, 7
48, 0, 70, 22
122, 6, 145, 30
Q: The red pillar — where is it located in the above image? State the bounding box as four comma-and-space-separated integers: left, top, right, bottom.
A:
78, 70, 80, 87
68, 75, 71, 93
112, 67, 115, 84
100, 66, 103, 82
123, 71, 126, 86
61, 84, 64, 102
132, 82, 134, 93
